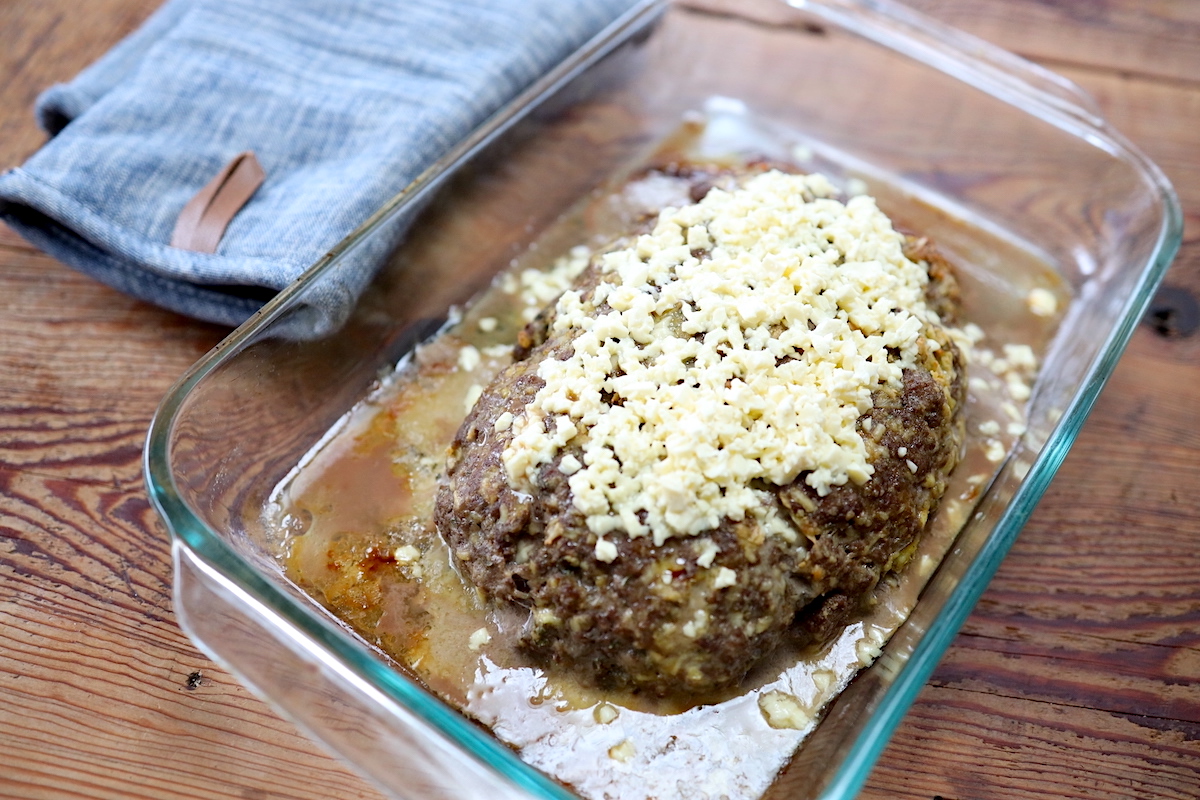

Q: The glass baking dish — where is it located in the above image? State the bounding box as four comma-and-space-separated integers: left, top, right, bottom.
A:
144, 1, 1181, 798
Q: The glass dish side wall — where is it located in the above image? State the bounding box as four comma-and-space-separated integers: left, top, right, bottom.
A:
146, 2, 1181, 799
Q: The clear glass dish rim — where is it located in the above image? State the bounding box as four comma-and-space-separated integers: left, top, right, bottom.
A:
143, 1, 1184, 797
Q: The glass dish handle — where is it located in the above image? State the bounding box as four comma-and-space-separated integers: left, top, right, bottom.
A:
794, 0, 1108, 132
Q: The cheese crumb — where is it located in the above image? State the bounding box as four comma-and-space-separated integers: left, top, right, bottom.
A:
494, 411, 513, 433
759, 690, 810, 730
713, 567, 738, 589
608, 740, 636, 763
533, 608, 560, 626
681, 609, 709, 638
482, 344, 513, 358
517, 247, 591, 312
846, 177, 869, 197
1006, 373, 1031, 401
393, 545, 420, 563
457, 345, 481, 372
1003, 344, 1037, 371
559, 454, 582, 475
593, 703, 619, 725
791, 143, 815, 163
502, 171, 952, 546
478, 316, 498, 333
855, 636, 883, 666
463, 384, 484, 415
1027, 287, 1058, 317
985, 439, 1007, 463
468, 628, 491, 651
594, 537, 618, 563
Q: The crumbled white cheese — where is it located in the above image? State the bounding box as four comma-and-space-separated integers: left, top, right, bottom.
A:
681, 609, 709, 638
594, 537, 618, 563
463, 384, 484, 415
866, 625, 887, 647
558, 454, 582, 476
1006, 373, 1031, 401
974, 343, 1038, 408
593, 703, 619, 725
713, 567, 738, 589
516, 246, 591, 311
533, 608, 559, 626
393, 545, 420, 563
759, 690, 810, 730
502, 171, 949, 545
855, 636, 883, 666
985, 439, 1007, 463
608, 740, 636, 762
478, 316, 498, 333
947, 322, 986, 358
481, 344, 514, 358
500, 271, 519, 295
457, 344, 481, 372
977, 419, 1001, 436
845, 177, 869, 197
493, 411, 513, 433
1003, 343, 1037, 371
694, 538, 719, 569
468, 627, 491, 651
1027, 287, 1058, 317
791, 143, 815, 164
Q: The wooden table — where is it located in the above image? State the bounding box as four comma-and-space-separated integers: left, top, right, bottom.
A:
1, 1, 1197, 798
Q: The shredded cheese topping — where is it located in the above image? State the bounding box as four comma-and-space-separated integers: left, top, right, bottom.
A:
501, 171, 941, 544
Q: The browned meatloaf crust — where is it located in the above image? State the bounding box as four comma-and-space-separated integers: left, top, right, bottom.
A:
434, 166, 967, 697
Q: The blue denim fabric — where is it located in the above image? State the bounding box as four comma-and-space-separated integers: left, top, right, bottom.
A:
0, 0, 638, 328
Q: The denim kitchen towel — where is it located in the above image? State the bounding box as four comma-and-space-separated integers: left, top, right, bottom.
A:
0, 0, 643, 331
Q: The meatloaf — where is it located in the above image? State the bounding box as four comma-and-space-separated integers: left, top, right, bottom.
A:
435, 163, 967, 697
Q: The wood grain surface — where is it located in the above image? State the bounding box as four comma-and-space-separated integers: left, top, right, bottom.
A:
1, 1, 1198, 799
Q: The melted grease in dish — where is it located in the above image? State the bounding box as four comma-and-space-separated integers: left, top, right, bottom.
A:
273, 111, 1066, 800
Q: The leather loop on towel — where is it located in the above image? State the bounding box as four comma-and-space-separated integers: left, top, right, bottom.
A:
170, 152, 265, 254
